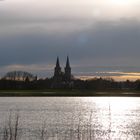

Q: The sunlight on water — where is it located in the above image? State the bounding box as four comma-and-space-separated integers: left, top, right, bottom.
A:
0, 97, 140, 139
84, 97, 137, 110
78, 97, 140, 139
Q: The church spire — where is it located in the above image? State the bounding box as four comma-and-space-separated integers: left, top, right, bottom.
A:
65, 56, 71, 81
66, 56, 70, 68
56, 56, 60, 68
54, 56, 61, 78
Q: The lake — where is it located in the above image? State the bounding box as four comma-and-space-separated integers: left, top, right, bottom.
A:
0, 97, 140, 140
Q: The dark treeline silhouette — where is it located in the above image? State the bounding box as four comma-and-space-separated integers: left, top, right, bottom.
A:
0, 73, 140, 91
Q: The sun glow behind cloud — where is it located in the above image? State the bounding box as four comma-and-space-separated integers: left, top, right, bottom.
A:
1, 0, 140, 21
75, 72, 140, 81
110, 0, 131, 5
0, 0, 139, 37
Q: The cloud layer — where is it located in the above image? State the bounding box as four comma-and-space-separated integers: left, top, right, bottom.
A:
0, 0, 140, 77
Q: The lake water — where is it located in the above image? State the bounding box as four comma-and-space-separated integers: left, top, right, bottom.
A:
0, 97, 140, 140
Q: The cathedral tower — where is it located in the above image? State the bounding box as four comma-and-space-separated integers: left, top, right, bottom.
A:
54, 57, 62, 78
65, 56, 71, 81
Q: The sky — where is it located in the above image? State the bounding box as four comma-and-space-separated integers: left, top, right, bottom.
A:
0, 0, 140, 80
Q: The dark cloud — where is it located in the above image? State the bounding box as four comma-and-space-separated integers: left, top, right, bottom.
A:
0, 19, 140, 69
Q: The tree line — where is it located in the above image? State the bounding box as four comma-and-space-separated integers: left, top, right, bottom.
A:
0, 70, 140, 91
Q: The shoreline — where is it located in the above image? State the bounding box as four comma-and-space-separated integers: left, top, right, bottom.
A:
0, 89, 140, 97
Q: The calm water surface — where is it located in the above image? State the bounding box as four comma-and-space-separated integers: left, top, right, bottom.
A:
0, 97, 140, 140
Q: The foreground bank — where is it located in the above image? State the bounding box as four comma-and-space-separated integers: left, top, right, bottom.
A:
0, 90, 140, 97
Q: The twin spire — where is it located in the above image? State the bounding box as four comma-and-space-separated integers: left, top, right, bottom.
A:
55, 56, 70, 69
54, 56, 71, 81
53, 56, 72, 88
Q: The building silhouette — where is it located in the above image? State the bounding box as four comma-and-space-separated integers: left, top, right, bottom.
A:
52, 56, 73, 88
65, 56, 71, 81
54, 57, 63, 82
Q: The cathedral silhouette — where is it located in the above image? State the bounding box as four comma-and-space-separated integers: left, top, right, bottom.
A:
52, 56, 73, 88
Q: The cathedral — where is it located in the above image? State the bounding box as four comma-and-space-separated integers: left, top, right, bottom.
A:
52, 56, 73, 88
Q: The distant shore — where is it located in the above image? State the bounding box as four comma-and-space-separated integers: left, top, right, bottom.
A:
0, 89, 140, 97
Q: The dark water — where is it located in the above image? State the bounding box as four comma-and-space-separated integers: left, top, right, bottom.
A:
0, 97, 140, 140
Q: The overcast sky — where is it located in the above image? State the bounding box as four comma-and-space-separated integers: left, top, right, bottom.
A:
0, 0, 140, 77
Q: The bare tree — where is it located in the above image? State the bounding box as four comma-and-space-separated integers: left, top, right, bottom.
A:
3, 71, 36, 81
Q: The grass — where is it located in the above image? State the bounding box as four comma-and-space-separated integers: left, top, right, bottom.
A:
0, 89, 140, 97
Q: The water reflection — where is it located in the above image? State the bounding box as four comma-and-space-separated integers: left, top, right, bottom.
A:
0, 97, 140, 139
83, 97, 139, 139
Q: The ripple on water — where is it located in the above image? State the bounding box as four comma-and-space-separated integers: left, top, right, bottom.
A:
0, 96, 139, 139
